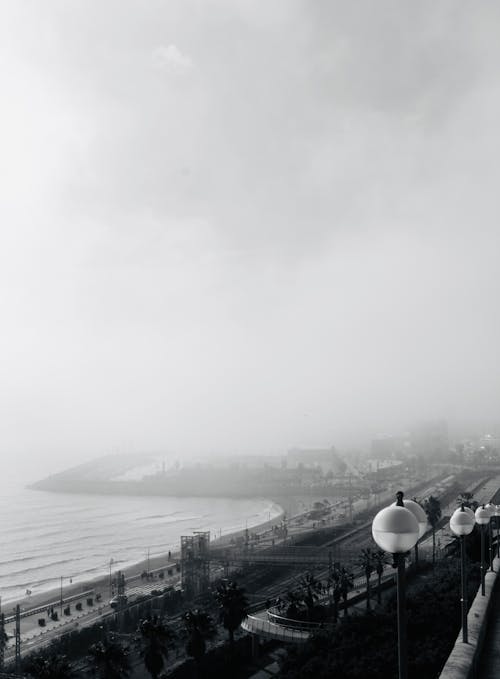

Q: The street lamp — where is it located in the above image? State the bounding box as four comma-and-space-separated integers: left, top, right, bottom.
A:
450, 505, 475, 643
109, 558, 114, 598
372, 491, 419, 679
495, 506, 500, 559
475, 504, 491, 595
391, 497, 428, 567
485, 504, 495, 571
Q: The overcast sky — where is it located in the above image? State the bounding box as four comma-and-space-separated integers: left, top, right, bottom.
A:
1, 1, 500, 473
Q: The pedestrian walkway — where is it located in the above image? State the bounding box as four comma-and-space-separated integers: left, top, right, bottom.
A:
477, 580, 500, 678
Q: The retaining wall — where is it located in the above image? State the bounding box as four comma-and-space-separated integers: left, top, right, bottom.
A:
439, 556, 499, 678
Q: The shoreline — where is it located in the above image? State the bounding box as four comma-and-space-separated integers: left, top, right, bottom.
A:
2, 498, 286, 616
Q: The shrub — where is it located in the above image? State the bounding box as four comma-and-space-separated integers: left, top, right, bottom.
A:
279, 559, 480, 679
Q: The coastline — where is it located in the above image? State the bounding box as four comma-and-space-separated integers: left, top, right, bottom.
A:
3, 497, 285, 617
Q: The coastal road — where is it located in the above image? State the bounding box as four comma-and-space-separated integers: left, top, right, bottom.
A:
0, 468, 467, 662
2, 568, 181, 661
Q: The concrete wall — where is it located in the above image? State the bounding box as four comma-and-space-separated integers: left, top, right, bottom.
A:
439, 556, 499, 678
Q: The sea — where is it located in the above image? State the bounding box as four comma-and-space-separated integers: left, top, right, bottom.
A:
0, 478, 281, 606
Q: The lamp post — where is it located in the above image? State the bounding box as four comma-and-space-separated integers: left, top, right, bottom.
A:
485, 504, 495, 571
372, 491, 419, 679
495, 506, 500, 559
450, 505, 475, 643
475, 505, 491, 595
109, 558, 114, 598
391, 497, 428, 568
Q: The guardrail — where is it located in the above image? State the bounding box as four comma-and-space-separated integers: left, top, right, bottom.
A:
267, 609, 335, 631
241, 614, 310, 643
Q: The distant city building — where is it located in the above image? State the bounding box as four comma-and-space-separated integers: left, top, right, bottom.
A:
370, 435, 407, 459
479, 434, 500, 451
286, 446, 346, 474
410, 420, 449, 458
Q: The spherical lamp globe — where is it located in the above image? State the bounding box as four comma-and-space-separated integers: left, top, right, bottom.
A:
372, 503, 419, 554
475, 505, 491, 526
461, 506, 475, 521
494, 505, 500, 517
391, 498, 428, 539
450, 507, 475, 537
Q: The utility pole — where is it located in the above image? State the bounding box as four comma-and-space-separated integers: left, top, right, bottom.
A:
15, 605, 20, 674
60, 576, 63, 615
147, 548, 150, 576
109, 558, 114, 598
348, 473, 353, 523
117, 571, 125, 599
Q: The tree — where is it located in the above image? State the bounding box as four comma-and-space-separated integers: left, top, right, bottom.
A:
0, 614, 7, 664
23, 652, 75, 679
87, 638, 131, 679
137, 615, 174, 679
424, 495, 442, 565
373, 550, 387, 605
295, 572, 323, 619
183, 609, 216, 676
357, 548, 375, 611
214, 580, 248, 650
284, 588, 302, 620
457, 491, 478, 511
339, 567, 354, 617
326, 566, 342, 621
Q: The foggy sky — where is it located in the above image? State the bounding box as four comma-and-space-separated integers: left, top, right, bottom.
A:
1, 1, 500, 474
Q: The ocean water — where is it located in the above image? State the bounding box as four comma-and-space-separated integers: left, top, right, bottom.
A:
0, 481, 281, 605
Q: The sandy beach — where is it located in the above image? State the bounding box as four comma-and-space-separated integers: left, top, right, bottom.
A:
4, 498, 286, 618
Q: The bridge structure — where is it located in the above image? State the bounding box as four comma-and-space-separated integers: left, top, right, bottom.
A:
180, 532, 366, 597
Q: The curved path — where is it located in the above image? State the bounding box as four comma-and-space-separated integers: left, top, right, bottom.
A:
241, 613, 310, 643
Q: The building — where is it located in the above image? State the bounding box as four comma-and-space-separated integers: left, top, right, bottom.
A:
370, 434, 407, 460
286, 446, 346, 474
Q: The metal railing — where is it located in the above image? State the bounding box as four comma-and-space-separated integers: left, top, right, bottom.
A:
241, 614, 310, 643
266, 609, 335, 631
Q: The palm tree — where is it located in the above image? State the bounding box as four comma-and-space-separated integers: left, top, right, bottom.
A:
326, 566, 342, 621
457, 491, 478, 511
183, 609, 216, 677
214, 580, 248, 652
295, 572, 323, 620
339, 567, 354, 617
137, 615, 174, 679
284, 589, 302, 620
23, 652, 74, 679
424, 495, 442, 565
87, 638, 131, 679
357, 548, 374, 611
373, 550, 386, 605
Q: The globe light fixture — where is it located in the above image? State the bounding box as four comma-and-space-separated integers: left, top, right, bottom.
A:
460, 505, 476, 521
372, 491, 419, 679
391, 497, 428, 567
450, 505, 476, 643
475, 504, 491, 595
373, 495, 420, 553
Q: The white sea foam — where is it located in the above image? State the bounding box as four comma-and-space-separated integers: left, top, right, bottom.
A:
0, 482, 281, 605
